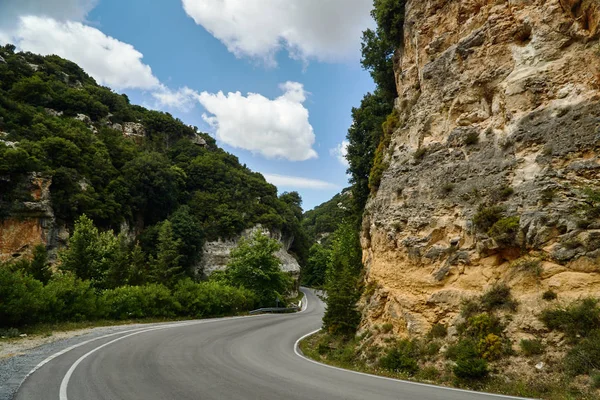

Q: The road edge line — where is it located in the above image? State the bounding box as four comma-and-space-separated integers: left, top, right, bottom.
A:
293, 329, 535, 400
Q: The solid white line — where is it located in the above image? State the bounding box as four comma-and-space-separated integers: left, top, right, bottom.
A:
293, 330, 535, 400
58, 315, 270, 400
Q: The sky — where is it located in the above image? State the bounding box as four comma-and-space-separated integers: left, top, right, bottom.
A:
0, 0, 376, 210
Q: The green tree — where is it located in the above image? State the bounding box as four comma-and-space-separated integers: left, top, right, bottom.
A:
323, 222, 363, 336
346, 91, 393, 212
170, 206, 204, 275
150, 220, 184, 287
302, 243, 330, 287
59, 214, 119, 288
225, 231, 291, 307
27, 244, 53, 284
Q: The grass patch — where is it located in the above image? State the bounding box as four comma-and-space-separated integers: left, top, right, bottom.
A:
520, 338, 544, 356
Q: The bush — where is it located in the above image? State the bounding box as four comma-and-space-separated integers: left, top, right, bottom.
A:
173, 279, 256, 318
464, 131, 479, 146
563, 330, 600, 376
488, 216, 520, 247
0, 268, 45, 327
381, 323, 393, 333
379, 340, 419, 375
43, 274, 98, 322
542, 290, 557, 301
446, 339, 478, 361
100, 284, 178, 320
447, 338, 489, 380
540, 298, 600, 340
454, 356, 489, 380
480, 284, 518, 312
414, 147, 427, 161
512, 258, 542, 277
520, 338, 544, 356
429, 323, 448, 339
473, 205, 505, 232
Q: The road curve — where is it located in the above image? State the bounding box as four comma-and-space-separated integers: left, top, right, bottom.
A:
16, 289, 526, 400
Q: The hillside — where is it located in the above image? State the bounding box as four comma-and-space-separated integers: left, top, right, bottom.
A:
0, 43, 306, 274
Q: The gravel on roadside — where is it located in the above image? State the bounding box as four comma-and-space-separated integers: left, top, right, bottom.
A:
0, 323, 163, 400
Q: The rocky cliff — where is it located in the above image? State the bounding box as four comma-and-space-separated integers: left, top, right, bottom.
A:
361, 0, 600, 344
201, 225, 301, 282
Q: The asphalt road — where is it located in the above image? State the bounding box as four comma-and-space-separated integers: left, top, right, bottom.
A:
15, 289, 526, 400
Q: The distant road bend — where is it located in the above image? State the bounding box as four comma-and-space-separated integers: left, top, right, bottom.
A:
16, 289, 528, 400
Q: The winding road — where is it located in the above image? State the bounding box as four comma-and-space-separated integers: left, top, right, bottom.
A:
15, 289, 526, 400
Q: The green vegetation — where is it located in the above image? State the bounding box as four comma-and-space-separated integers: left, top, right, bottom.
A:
379, 340, 419, 375
0, 43, 305, 265
323, 222, 363, 336
540, 298, 600, 379
542, 290, 558, 301
428, 323, 448, 339
520, 339, 544, 356
221, 231, 292, 308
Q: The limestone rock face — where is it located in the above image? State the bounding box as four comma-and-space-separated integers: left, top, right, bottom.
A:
201, 225, 301, 282
0, 173, 56, 262
361, 0, 600, 338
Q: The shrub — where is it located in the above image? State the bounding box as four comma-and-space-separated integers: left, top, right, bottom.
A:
173, 279, 256, 318
100, 284, 178, 320
473, 205, 505, 232
563, 330, 600, 376
540, 298, 600, 340
480, 284, 518, 312
464, 131, 479, 146
461, 313, 505, 340
512, 258, 542, 277
453, 356, 489, 380
381, 323, 393, 333
520, 339, 544, 356
0, 268, 45, 327
379, 340, 419, 375
418, 366, 440, 381
43, 274, 98, 322
591, 371, 600, 389
414, 147, 427, 161
446, 339, 478, 361
488, 216, 520, 247
442, 183, 455, 194
447, 338, 489, 380
429, 323, 448, 339
542, 290, 557, 301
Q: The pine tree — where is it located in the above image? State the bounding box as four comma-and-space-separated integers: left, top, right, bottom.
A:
150, 220, 184, 287
323, 222, 363, 336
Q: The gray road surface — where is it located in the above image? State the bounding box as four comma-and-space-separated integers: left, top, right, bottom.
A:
15, 289, 527, 400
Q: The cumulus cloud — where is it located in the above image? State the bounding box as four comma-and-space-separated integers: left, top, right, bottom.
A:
263, 174, 338, 190
152, 86, 201, 112
198, 82, 318, 161
0, 0, 97, 29
330, 140, 350, 167
181, 0, 374, 65
2, 16, 160, 90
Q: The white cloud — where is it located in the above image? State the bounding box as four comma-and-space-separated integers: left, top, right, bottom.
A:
152, 86, 201, 112
2, 16, 160, 90
198, 82, 318, 161
330, 140, 349, 167
181, 0, 374, 65
0, 0, 97, 29
263, 174, 338, 190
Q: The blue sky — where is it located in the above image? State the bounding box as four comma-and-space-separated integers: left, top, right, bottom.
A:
0, 0, 376, 210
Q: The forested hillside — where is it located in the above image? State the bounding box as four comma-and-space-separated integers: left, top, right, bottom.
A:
0, 43, 307, 267
0, 44, 307, 329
